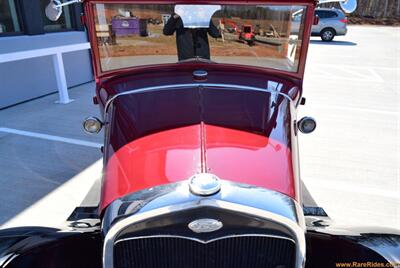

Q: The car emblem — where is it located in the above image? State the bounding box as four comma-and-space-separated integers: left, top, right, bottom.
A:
188, 219, 223, 233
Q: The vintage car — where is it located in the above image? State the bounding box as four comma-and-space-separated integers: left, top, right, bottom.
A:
1, 0, 399, 268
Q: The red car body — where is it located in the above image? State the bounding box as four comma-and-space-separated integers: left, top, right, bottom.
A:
97, 66, 302, 211
0, 1, 399, 268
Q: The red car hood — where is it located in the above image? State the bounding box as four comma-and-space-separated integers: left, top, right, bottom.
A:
101, 123, 297, 211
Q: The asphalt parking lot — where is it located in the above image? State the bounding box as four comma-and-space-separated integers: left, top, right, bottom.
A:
0, 25, 399, 230
300, 25, 399, 229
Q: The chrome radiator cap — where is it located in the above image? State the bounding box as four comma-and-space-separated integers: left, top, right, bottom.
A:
188, 173, 221, 196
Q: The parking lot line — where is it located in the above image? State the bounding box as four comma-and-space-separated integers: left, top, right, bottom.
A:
309, 104, 398, 115
0, 127, 102, 148
314, 63, 399, 71
308, 64, 390, 83
304, 178, 400, 201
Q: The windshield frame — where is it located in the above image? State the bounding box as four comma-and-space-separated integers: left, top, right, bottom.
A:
84, 1, 316, 80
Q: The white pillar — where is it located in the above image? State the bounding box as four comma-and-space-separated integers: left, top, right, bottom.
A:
52, 53, 73, 104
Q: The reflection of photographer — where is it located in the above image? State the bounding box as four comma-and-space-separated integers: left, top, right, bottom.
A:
163, 13, 220, 61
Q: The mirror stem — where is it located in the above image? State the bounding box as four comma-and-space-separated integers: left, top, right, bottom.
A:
55, 0, 81, 8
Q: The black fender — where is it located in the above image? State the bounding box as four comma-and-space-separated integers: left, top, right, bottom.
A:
0, 226, 102, 268
306, 222, 400, 268
0, 222, 398, 268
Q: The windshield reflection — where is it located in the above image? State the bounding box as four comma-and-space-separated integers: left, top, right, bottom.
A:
93, 4, 306, 72
163, 9, 221, 61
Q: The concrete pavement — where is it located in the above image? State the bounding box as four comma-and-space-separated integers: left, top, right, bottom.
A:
0, 84, 102, 228
0, 25, 398, 230
299, 25, 399, 229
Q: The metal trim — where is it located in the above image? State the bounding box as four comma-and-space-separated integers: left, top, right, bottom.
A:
102, 180, 306, 232
103, 199, 306, 268
298, 116, 317, 134
104, 83, 294, 114
114, 233, 296, 245
0, 253, 18, 267
82, 116, 103, 134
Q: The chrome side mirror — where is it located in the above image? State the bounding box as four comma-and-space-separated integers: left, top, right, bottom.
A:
45, 0, 82, 21
298, 117, 317, 134
174, 5, 221, 28
45, 0, 62, 21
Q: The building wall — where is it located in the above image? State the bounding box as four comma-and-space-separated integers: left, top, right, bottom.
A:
0, 1, 93, 109
0, 31, 93, 109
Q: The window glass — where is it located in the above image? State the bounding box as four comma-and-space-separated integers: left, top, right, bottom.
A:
0, 0, 21, 34
40, 0, 73, 31
315, 11, 325, 18
315, 10, 338, 19
93, 4, 307, 73
326, 11, 338, 18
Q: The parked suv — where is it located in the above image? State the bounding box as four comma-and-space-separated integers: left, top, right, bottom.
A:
312, 8, 348, 41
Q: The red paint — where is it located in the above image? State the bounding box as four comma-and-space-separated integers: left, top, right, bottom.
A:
205, 124, 296, 199
100, 124, 296, 211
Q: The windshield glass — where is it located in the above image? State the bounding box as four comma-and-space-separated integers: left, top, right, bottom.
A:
93, 4, 307, 73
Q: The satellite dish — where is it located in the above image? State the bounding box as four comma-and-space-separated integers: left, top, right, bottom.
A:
340, 0, 357, 13
318, 0, 357, 14
45, 0, 62, 21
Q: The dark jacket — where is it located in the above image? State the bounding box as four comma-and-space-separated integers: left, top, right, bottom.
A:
163, 15, 221, 61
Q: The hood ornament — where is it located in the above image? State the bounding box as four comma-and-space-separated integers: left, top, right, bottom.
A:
188, 219, 223, 233
188, 173, 221, 196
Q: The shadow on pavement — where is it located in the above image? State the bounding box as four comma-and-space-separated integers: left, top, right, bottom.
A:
310, 40, 357, 46
0, 136, 102, 227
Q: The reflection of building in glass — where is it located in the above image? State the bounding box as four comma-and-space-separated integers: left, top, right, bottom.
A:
0, 0, 21, 34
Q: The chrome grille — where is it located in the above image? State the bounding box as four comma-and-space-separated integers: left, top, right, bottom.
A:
114, 235, 296, 268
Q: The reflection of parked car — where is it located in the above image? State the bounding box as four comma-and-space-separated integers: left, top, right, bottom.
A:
312, 8, 348, 41
292, 7, 347, 42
